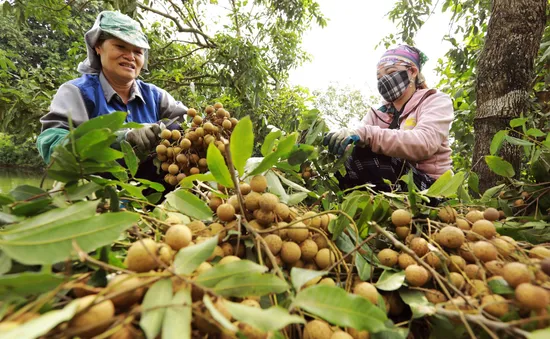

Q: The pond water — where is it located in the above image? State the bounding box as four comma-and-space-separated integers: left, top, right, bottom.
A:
0, 167, 54, 194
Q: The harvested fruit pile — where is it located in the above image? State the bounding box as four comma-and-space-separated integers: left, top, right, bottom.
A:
155, 103, 238, 186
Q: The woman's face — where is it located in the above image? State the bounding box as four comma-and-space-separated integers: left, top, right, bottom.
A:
377, 64, 416, 80
95, 38, 145, 83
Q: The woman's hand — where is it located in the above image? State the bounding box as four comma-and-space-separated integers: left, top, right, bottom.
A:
323, 129, 360, 156
125, 124, 161, 153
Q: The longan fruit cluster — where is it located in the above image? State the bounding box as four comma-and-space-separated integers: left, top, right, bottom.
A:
155, 102, 239, 186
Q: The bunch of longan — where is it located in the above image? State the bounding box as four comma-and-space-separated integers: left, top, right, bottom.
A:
155, 102, 239, 186
374, 206, 550, 320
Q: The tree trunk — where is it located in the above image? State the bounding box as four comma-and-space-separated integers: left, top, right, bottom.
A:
473, 0, 546, 192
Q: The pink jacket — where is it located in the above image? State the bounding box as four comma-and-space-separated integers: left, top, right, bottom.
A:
355, 89, 453, 179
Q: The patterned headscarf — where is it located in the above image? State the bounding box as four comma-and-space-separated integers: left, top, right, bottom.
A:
77, 11, 150, 74
377, 45, 429, 87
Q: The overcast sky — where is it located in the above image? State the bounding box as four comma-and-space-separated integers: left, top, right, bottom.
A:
288, 0, 455, 97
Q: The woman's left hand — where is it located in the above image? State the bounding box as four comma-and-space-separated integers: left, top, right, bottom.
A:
323, 129, 360, 156
126, 124, 161, 153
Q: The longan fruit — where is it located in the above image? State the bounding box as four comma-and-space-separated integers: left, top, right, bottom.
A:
541, 257, 550, 276
425, 252, 442, 269
515, 283, 549, 310
347, 328, 370, 339
300, 239, 319, 261
465, 210, 484, 224
456, 218, 470, 231
239, 182, 251, 195
302, 211, 321, 228
448, 255, 466, 273
69, 295, 115, 335
377, 248, 398, 267
180, 138, 192, 150
168, 164, 179, 175
216, 109, 226, 119
208, 196, 223, 211
398, 253, 416, 269
198, 158, 208, 168
491, 238, 514, 257
187, 108, 197, 117
450, 272, 465, 290
203, 121, 215, 132
438, 206, 457, 223
165, 224, 192, 251
265, 234, 283, 255
405, 265, 430, 287
281, 242, 301, 265
241, 299, 261, 308
319, 214, 330, 231
126, 238, 159, 272
465, 264, 483, 279
159, 244, 174, 264
192, 115, 203, 125
188, 220, 207, 234
468, 279, 489, 297
529, 246, 550, 259
424, 289, 447, 304
315, 248, 335, 269
472, 241, 498, 262
303, 320, 334, 339
395, 226, 410, 240
156, 144, 167, 155
319, 278, 336, 286
513, 199, 525, 207
220, 242, 234, 257
481, 294, 509, 318
217, 203, 236, 222
160, 129, 172, 139
230, 118, 239, 127
245, 192, 262, 211
189, 167, 200, 175
353, 282, 379, 304
391, 209, 411, 226
483, 208, 499, 222
248, 220, 263, 231
502, 262, 531, 287
331, 332, 354, 339
275, 203, 290, 221
470, 219, 496, 240
255, 209, 275, 225
218, 255, 241, 265
287, 222, 309, 243
484, 260, 504, 276
222, 119, 232, 129
409, 238, 429, 257
259, 193, 279, 212
436, 226, 465, 249
250, 175, 268, 193
171, 129, 181, 141
227, 195, 240, 213
107, 274, 143, 308
312, 233, 329, 250
458, 242, 476, 263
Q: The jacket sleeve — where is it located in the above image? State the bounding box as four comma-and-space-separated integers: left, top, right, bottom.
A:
355, 92, 453, 162
158, 88, 187, 122
40, 83, 90, 131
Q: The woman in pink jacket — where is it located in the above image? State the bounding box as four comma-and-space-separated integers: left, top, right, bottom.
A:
323, 45, 454, 191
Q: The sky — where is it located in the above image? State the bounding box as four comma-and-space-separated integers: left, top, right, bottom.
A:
288, 0, 455, 98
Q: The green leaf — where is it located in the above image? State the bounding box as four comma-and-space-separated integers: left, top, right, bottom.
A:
121, 140, 138, 177
399, 290, 435, 319
0, 272, 65, 298
0, 194, 14, 206
355, 253, 372, 281
225, 301, 305, 332
487, 277, 514, 295
510, 118, 528, 128
140, 279, 173, 339
375, 270, 405, 291
249, 133, 298, 176
505, 135, 533, 147
81, 143, 124, 162
162, 287, 192, 339
65, 182, 103, 201
213, 273, 289, 297
11, 199, 51, 217
481, 184, 506, 202
287, 144, 315, 166
485, 156, 515, 177
203, 295, 237, 332
196, 260, 268, 288
9, 185, 47, 201
526, 128, 545, 137
292, 285, 387, 333
0, 211, 139, 265
75, 129, 111, 155
290, 267, 328, 291
0, 300, 78, 339
74, 111, 127, 138
467, 172, 479, 194
178, 173, 216, 188
166, 190, 212, 221
207, 143, 234, 188
305, 120, 326, 145
490, 130, 508, 155
261, 130, 282, 156
332, 195, 363, 239
136, 178, 165, 192
230, 116, 253, 176
529, 327, 550, 339
426, 171, 465, 197
174, 236, 218, 275
0, 251, 11, 275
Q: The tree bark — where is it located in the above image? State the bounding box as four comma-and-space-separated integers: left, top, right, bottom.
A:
473, 0, 546, 192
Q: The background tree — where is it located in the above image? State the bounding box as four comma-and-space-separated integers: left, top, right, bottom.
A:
473, 0, 546, 191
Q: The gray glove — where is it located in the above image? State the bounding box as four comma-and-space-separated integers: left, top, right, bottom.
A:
125, 124, 161, 154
